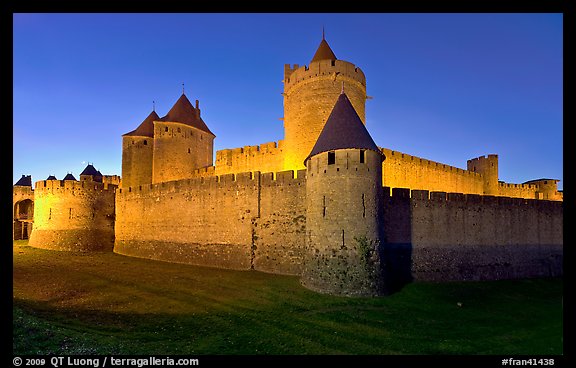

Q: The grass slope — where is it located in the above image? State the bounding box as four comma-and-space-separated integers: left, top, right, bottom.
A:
13, 242, 563, 355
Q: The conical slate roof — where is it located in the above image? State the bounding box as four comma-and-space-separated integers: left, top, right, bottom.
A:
46, 175, 57, 180
14, 175, 32, 187
160, 94, 215, 136
311, 38, 337, 63
123, 110, 160, 137
63, 173, 77, 181
305, 92, 381, 164
80, 164, 101, 176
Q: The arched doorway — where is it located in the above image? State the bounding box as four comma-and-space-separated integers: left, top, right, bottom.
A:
14, 199, 34, 240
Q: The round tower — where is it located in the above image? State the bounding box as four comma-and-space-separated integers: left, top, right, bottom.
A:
28, 167, 117, 252
282, 35, 367, 172
152, 94, 215, 184
302, 92, 385, 297
122, 110, 158, 189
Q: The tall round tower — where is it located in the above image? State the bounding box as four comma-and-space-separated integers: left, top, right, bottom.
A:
302, 91, 385, 297
282, 35, 367, 171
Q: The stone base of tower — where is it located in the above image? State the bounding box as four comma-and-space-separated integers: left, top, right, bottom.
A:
28, 229, 114, 252
300, 248, 385, 297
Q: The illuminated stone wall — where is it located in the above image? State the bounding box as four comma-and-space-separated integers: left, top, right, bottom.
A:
381, 148, 485, 195
253, 170, 307, 275
115, 170, 307, 274
28, 179, 116, 251
214, 141, 285, 176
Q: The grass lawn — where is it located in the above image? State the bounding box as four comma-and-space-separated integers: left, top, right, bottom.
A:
13, 241, 563, 355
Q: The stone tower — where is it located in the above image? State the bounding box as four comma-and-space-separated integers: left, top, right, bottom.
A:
282, 35, 367, 171
302, 91, 385, 297
122, 110, 159, 189
28, 164, 116, 252
467, 154, 499, 195
152, 94, 215, 184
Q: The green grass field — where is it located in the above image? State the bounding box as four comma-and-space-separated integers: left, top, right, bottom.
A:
13, 241, 563, 355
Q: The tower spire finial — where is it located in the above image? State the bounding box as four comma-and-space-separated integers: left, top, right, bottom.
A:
182, 83, 185, 95
152, 100, 155, 112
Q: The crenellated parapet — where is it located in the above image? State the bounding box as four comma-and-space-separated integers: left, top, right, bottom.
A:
214, 141, 285, 176
283, 59, 366, 92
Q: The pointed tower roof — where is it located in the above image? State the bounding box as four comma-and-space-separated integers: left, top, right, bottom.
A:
80, 164, 101, 176
46, 175, 57, 180
14, 175, 32, 187
63, 173, 77, 181
160, 94, 215, 136
123, 110, 160, 137
311, 34, 337, 63
305, 92, 381, 164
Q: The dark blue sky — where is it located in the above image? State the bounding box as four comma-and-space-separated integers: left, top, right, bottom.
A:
13, 13, 563, 189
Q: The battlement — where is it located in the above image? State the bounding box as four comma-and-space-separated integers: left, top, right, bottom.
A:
382, 186, 560, 208
13, 186, 34, 195
216, 141, 282, 160
283, 59, 366, 92
381, 147, 482, 178
191, 165, 216, 178
467, 154, 498, 165
498, 181, 537, 190
34, 179, 118, 193
119, 168, 308, 197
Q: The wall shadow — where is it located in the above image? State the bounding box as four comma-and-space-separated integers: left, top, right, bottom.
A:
380, 187, 413, 295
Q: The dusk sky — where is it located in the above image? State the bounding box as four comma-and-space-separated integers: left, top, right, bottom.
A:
13, 13, 563, 190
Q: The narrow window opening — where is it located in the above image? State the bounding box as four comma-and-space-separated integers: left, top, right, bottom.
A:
328, 151, 335, 165
188, 148, 191, 153
143, 140, 147, 145
342, 229, 345, 247
69, 208, 72, 219
331, 60, 335, 66
178, 127, 181, 133
49, 208, 52, 220
360, 150, 365, 163
362, 193, 366, 218
322, 196, 326, 218
165, 127, 168, 132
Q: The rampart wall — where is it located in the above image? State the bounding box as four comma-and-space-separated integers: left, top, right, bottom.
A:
381, 148, 485, 194
382, 188, 563, 287
115, 170, 562, 283
115, 170, 307, 275
497, 182, 539, 199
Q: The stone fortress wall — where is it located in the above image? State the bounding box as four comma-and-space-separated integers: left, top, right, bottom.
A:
114, 169, 307, 275
115, 165, 562, 282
